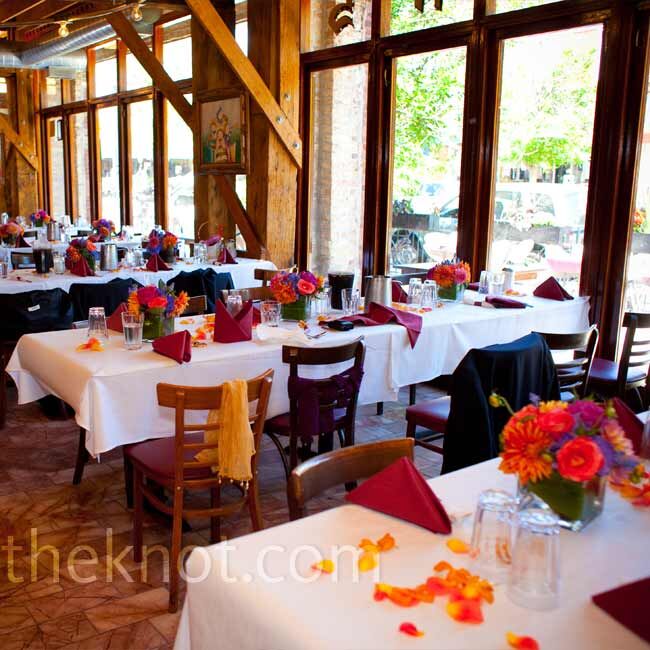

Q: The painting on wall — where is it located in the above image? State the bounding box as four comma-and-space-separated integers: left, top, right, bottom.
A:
196, 89, 249, 174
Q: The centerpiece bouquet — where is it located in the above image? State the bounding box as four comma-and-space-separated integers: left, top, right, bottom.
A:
30, 209, 52, 228
65, 238, 99, 273
427, 258, 470, 302
491, 394, 642, 530
147, 229, 178, 263
270, 269, 325, 320
91, 218, 116, 242
127, 281, 189, 340
0, 220, 24, 246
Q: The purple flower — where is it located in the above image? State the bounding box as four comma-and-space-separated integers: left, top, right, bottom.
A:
568, 400, 605, 429
300, 271, 318, 286
593, 436, 616, 476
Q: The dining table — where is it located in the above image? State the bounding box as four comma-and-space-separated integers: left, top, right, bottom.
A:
7, 294, 590, 457
0, 240, 142, 265
173, 457, 650, 650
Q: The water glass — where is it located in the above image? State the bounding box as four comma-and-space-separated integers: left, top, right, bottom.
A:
478, 270, 490, 294
261, 300, 281, 327
133, 247, 144, 267
121, 312, 144, 350
640, 414, 650, 459
470, 489, 516, 582
0, 262, 7, 278
507, 508, 560, 611
88, 307, 108, 341
226, 294, 243, 316
52, 253, 66, 275
312, 287, 331, 317
421, 280, 438, 307
407, 278, 423, 305
123, 249, 135, 268
341, 288, 360, 315
489, 271, 505, 295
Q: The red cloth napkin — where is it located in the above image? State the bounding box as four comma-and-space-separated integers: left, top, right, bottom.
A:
533, 276, 573, 301
468, 282, 479, 291
70, 257, 94, 277
346, 456, 452, 534
613, 397, 644, 454
252, 304, 261, 326
218, 248, 237, 264
152, 330, 192, 364
344, 302, 422, 348
485, 296, 526, 309
146, 254, 171, 272
214, 299, 253, 343
15, 235, 31, 248
592, 577, 650, 643
392, 281, 408, 303
107, 303, 127, 332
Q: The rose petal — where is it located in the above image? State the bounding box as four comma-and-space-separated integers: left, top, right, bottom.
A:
377, 533, 396, 552
399, 622, 424, 637
446, 598, 484, 624
507, 632, 540, 650
446, 538, 470, 554
358, 551, 378, 572
311, 559, 334, 574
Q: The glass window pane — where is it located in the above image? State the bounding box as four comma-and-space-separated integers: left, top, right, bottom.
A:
71, 67, 87, 102
43, 77, 62, 107
488, 0, 561, 14
0, 77, 9, 116
489, 25, 603, 293
307, 0, 371, 52
308, 64, 368, 280
129, 101, 155, 234
98, 105, 121, 226
126, 35, 152, 90
389, 47, 467, 272
162, 17, 192, 81
94, 41, 117, 97
70, 113, 91, 222
167, 95, 195, 239
47, 118, 65, 217
390, 0, 472, 36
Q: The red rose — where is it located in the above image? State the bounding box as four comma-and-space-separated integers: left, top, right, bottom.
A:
297, 279, 316, 295
147, 296, 168, 310
537, 408, 575, 437
137, 286, 159, 306
556, 437, 604, 482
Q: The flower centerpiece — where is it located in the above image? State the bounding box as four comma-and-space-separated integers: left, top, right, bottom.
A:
91, 218, 116, 242
127, 281, 189, 340
270, 269, 325, 321
65, 238, 99, 272
427, 258, 470, 302
491, 394, 641, 530
147, 229, 178, 263
30, 209, 52, 228
0, 220, 24, 246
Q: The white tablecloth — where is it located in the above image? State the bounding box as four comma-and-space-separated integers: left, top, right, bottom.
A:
0, 240, 141, 266
7, 296, 589, 456
174, 458, 649, 650
0, 257, 276, 294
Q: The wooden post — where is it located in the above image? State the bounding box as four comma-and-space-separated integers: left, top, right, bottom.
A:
247, 0, 300, 267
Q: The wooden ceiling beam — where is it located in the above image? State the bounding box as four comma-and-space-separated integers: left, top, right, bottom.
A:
0, 113, 39, 172
14, 0, 80, 40
0, 0, 47, 22
186, 0, 303, 169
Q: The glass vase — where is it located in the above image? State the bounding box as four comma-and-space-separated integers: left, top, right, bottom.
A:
438, 284, 465, 302
143, 309, 174, 340
281, 296, 309, 321
518, 473, 605, 532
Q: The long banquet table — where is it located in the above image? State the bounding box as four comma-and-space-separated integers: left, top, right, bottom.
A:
174, 457, 649, 650
7, 295, 589, 456
0, 257, 276, 294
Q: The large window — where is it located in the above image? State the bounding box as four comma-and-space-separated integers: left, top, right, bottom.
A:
390, 0, 472, 35
70, 113, 91, 221
306, 0, 371, 51
94, 41, 118, 97
97, 106, 121, 225
126, 36, 153, 90
129, 101, 155, 233
162, 17, 192, 81
46, 117, 65, 217
488, 25, 602, 293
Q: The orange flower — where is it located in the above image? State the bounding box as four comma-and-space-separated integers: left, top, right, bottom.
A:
507, 632, 540, 650
499, 417, 553, 484
86, 240, 97, 252
127, 291, 141, 316
399, 622, 424, 637
556, 437, 603, 482
172, 291, 189, 317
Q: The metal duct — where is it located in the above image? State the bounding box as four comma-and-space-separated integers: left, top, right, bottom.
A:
0, 47, 87, 69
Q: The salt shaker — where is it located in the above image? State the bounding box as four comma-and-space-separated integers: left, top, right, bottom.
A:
503, 267, 514, 292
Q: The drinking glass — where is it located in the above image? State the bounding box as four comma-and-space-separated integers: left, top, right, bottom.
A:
52, 253, 66, 275
470, 489, 516, 582
407, 278, 423, 305
489, 271, 505, 295
478, 270, 490, 294
640, 414, 650, 459
226, 294, 243, 316
124, 249, 135, 268
261, 300, 281, 327
121, 311, 144, 350
341, 288, 360, 315
133, 247, 144, 267
421, 280, 438, 307
507, 508, 560, 611
0, 262, 7, 278
88, 307, 108, 341
312, 287, 331, 318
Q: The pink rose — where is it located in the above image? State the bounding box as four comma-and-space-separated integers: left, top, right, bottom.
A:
556, 437, 604, 482
297, 279, 316, 295
137, 286, 159, 306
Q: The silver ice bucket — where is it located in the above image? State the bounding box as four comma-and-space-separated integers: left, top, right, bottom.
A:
364, 275, 392, 311
100, 243, 118, 271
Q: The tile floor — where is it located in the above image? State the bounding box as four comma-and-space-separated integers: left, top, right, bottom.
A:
0, 384, 443, 649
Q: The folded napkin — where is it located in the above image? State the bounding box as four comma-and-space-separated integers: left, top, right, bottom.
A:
202, 235, 222, 247
468, 281, 479, 291
252, 304, 261, 326
392, 281, 408, 303
146, 253, 170, 272
15, 235, 31, 248
613, 397, 644, 454
255, 324, 309, 345
70, 257, 94, 277
214, 299, 253, 343
107, 303, 128, 332
592, 577, 650, 643
533, 276, 573, 301
152, 330, 192, 363
346, 456, 452, 534
485, 296, 526, 309
343, 302, 422, 348
218, 248, 237, 264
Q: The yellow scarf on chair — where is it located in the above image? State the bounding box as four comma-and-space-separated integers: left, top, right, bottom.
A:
195, 379, 255, 485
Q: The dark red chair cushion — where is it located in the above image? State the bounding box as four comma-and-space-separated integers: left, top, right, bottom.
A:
405, 396, 451, 432
125, 432, 212, 481
265, 408, 347, 436
589, 358, 647, 386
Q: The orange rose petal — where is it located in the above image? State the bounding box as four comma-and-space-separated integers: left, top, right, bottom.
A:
507, 632, 540, 650
312, 559, 334, 574
358, 551, 378, 572
389, 587, 420, 607
358, 538, 379, 552
377, 533, 396, 552
434, 560, 452, 573
446, 598, 484, 624
76, 337, 104, 352
414, 584, 435, 603
446, 538, 470, 554
425, 576, 453, 596
399, 622, 424, 637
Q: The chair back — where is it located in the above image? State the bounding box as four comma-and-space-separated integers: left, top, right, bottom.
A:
185, 295, 207, 316
535, 325, 599, 398
156, 369, 273, 490
10, 252, 34, 269
169, 268, 234, 312
254, 268, 277, 286
618, 312, 650, 392
221, 286, 274, 303
288, 439, 414, 519
69, 278, 139, 321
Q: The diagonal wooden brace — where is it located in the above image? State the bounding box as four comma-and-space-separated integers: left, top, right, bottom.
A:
0, 113, 39, 172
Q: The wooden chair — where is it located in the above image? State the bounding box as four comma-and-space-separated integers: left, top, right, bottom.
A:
221, 286, 274, 303
288, 439, 414, 520
125, 369, 274, 612
254, 268, 277, 286
185, 294, 208, 316
589, 312, 650, 409
265, 338, 365, 479
535, 326, 598, 400
10, 251, 34, 269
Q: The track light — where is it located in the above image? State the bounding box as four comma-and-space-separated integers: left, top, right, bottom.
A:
130, 3, 143, 22
57, 21, 70, 38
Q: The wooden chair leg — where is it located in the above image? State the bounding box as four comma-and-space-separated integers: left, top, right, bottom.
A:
409, 384, 417, 405
0, 369, 7, 430
248, 481, 263, 531
72, 428, 89, 485
123, 450, 134, 509
210, 487, 221, 544
266, 432, 290, 479
133, 468, 143, 563
376, 402, 384, 416
168, 487, 184, 613
289, 432, 299, 472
